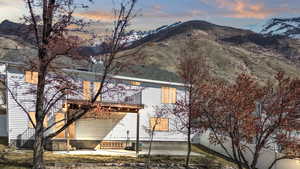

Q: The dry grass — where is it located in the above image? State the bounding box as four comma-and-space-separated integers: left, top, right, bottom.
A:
0, 137, 239, 169
0, 146, 236, 168
192, 145, 236, 168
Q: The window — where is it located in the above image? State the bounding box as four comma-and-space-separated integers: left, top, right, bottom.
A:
130, 81, 141, 86
161, 87, 176, 104
83, 81, 91, 100
93, 82, 101, 101
28, 112, 48, 128
25, 71, 38, 84
150, 117, 169, 131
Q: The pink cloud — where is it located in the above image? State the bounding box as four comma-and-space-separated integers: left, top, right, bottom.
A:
229, 1, 269, 19
201, 0, 297, 19
74, 11, 114, 22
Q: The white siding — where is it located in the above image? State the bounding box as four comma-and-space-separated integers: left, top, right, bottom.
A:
7, 70, 35, 143
139, 85, 187, 142
0, 115, 7, 136
6, 66, 187, 143
73, 84, 187, 142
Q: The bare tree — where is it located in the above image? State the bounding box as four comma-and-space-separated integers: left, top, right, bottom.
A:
144, 106, 166, 169
165, 36, 209, 168
1, 0, 140, 168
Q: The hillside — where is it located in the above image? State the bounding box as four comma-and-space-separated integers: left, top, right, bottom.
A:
0, 20, 300, 84
122, 20, 300, 83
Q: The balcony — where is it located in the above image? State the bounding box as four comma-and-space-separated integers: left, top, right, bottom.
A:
63, 91, 144, 114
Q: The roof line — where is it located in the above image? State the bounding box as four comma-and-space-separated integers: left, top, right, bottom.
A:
64, 69, 185, 87
0, 61, 185, 87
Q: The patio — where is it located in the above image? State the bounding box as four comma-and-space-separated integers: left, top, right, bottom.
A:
53, 149, 203, 157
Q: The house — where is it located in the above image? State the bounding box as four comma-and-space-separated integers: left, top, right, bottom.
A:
0, 61, 188, 151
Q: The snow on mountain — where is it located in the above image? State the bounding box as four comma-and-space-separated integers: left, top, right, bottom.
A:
121, 21, 183, 45
261, 17, 300, 38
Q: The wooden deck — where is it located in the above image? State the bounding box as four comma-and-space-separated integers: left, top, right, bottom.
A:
60, 99, 142, 154
64, 99, 144, 114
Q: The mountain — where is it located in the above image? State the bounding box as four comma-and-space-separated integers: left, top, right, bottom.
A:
121, 20, 300, 83
0, 20, 300, 84
261, 17, 300, 38
244, 22, 266, 33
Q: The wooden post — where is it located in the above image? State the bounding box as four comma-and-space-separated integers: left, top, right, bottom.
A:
66, 128, 70, 152
136, 112, 140, 156
65, 104, 70, 152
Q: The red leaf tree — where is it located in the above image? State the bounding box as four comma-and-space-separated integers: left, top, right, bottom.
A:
198, 72, 300, 169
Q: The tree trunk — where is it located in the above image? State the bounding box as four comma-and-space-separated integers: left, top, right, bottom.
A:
33, 120, 45, 169
33, 49, 47, 169
185, 125, 191, 168
147, 130, 155, 169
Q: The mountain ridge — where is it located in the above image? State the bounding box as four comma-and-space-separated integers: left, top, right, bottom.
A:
0, 19, 299, 84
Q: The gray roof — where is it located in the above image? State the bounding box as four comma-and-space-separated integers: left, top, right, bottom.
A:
113, 65, 181, 83
1, 58, 182, 83
88, 64, 182, 83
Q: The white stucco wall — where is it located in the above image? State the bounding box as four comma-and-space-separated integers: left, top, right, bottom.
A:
194, 132, 300, 169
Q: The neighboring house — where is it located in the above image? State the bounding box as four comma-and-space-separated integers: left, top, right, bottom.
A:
0, 61, 188, 151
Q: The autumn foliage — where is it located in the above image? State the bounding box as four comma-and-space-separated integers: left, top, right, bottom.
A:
198, 72, 300, 169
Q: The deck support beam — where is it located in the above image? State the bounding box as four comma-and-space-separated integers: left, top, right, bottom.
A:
136, 112, 140, 156
65, 105, 70, 152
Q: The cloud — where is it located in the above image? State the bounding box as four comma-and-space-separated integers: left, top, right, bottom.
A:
142, 4, 172, 18
228, 1, 270, 19
200, 0, 299, 19
151, 5, 163, 12
74, 11, 115, 22
186, 10, 205, 17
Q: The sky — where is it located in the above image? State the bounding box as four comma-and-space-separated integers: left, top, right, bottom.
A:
1, 0, 300, 31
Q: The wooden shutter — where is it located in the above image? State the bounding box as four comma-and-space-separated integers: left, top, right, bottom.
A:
28, 112, 47, 128
83, 81, 91, 100
161, 87, 169, 104
32, 72, 38, 84
25, 71, 38, 84
28, 112, 36, 128
170, 88, 177, 103
130, 81, 141, 86
161, 87, 176, 104
150, 118, 169, 131
160, 118, 169, 131
54, 113, 65, 139
94, 82, 101, 101
25, 71, 32, 83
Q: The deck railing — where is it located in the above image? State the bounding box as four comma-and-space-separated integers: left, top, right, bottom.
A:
66, 91, 143, 106
124, 91, 142, 105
